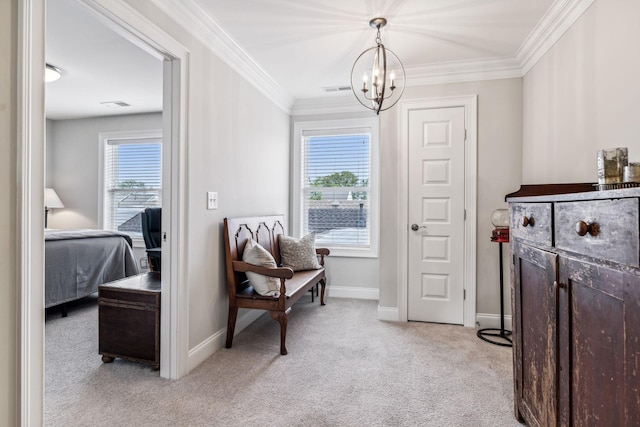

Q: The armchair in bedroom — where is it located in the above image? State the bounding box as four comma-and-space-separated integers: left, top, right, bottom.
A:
141, 207, 162, 272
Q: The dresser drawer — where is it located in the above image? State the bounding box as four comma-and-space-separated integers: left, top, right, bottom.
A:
510, 202, 553, 246
555, 198, 639, 266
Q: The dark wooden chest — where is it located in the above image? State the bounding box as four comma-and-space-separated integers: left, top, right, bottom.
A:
99, 272, 161, 370
507, 185, 640, 426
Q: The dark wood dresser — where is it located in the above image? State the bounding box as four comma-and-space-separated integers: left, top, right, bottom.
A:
99, 272, 161, 370
507, 185, 640, 426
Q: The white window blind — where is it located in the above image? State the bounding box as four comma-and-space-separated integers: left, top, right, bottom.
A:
302, 128, 371, 248
104, 137, 162, 237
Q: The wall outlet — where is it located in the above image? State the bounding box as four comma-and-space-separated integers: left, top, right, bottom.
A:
207, 191, 218, 210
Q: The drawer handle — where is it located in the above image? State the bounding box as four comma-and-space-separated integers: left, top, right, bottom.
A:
522, 216, 535, 227
575, 221, 600, 237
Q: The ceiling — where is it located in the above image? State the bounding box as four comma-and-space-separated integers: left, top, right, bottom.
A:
46, 0, 557, 119
46, 0, 164, 120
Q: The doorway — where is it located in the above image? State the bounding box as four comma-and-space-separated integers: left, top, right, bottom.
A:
19, 0, 188, 423
398, 96, 477, 327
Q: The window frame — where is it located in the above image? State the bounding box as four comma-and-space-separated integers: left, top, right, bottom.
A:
98, 129, 163, 247
292, 117, 380, 258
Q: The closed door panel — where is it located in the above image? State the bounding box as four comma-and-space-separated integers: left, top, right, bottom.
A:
408, 107, 465, 324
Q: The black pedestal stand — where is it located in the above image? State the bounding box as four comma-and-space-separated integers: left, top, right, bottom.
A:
477, 240, 512, 347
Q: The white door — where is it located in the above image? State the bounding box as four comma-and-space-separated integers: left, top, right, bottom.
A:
407, 107, 466, 324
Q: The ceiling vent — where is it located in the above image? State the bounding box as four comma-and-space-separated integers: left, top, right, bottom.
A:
100, 101, 131, 108
322, 85, 352, 93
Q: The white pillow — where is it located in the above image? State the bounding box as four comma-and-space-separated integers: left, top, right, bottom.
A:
279, 233, 322, 271
242, 239, 279, 296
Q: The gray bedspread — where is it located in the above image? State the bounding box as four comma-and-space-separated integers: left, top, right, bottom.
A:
45, 229, 139, 308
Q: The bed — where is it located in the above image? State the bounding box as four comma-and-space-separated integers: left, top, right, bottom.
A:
45, 229, 139, 311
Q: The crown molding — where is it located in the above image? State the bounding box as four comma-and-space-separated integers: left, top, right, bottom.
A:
405, 57, 523, 87
150, 0, 594, 116
291, 95, 363, 117
149, 0, 294, 114
517, 0, 596, 75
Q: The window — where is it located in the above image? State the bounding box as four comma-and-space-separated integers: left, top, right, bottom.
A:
100, 131, 162, 240
293, 118, 379, 257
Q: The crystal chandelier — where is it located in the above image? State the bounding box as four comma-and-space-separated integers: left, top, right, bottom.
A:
351, 18, 405, 114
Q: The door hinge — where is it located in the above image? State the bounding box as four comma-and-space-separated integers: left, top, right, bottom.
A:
464, 209, 467, 220
464, 129, 467, 141
464, 289, 466, 300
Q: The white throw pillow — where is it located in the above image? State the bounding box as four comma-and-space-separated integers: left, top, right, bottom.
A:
279, 233, 322, 271
242, 239, 279, 296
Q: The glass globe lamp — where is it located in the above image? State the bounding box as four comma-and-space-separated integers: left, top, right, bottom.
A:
491, 209, 509, 228
491, 209, 509, 242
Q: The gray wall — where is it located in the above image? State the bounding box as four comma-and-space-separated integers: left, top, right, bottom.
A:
523, 0, 640, 183
293, 80, 523, 321
378, 79, 523, 319
46, 113, 163, 230
121, 1, 291, 350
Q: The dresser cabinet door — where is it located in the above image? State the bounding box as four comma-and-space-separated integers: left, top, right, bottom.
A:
559, 257, 623, 426
513, 241, 559, 426
559, 256, 639, 426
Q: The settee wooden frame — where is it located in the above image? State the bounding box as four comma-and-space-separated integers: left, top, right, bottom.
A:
223, 215, 329, 355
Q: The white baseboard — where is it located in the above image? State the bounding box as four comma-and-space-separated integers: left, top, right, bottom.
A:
187, 309, 265, 372
475, 313, 513, 331
327, 285, 379, 300
377, 305, 400, 321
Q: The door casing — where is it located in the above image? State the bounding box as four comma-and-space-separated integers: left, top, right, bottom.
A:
397, 96, 477, 326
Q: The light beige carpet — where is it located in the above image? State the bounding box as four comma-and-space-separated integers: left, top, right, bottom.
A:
45, 296, 520, 426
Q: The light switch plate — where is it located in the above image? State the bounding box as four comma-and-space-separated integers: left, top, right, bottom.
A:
207, 191, 218, 210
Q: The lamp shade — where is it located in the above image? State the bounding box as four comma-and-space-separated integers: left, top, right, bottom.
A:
45, 188, 64, 209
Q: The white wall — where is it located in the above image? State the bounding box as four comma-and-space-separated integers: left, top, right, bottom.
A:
1, 1, 18, 424
523, 0, 640, 183
378, 79, 523, 320
47, 113, 163, 229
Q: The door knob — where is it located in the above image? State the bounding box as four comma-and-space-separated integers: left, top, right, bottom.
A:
411, 224, 427, 231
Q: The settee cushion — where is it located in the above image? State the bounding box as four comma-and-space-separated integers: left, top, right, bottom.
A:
279, 233, 322, 271
242, 239, 279, 296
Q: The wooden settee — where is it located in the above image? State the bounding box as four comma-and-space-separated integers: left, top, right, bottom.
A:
223, 215, 329, 355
